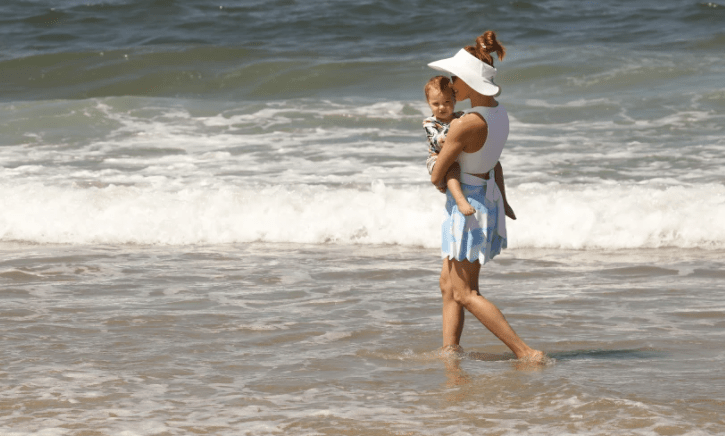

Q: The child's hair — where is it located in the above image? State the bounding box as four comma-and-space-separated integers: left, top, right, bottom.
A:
463, 30, 506, 67
424, 76, 455, 101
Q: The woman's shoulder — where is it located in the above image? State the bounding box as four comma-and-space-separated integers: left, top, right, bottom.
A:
455, 110, 488, 131
466, 104, 506, 117
447, 111, 487, 150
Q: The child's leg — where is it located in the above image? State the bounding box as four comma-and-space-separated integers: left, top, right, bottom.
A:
494, 162, 516, 220
446, 163, 476, 216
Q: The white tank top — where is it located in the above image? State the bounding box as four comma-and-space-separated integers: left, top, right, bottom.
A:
457, 105, 509, 175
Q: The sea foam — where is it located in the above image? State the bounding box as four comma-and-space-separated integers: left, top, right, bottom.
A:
1, 180, 723, 249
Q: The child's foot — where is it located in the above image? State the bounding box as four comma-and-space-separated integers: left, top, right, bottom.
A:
456, 199, 476, 216
504, 202, 516, 220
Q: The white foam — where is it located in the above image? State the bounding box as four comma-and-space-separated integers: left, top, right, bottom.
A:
2, 96, 724, 250
509, 182, 725, 249
1, 179, 724, 249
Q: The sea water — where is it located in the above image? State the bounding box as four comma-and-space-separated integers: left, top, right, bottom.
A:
1, 0, 724, 435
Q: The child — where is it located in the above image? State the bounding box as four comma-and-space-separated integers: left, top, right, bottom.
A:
423, 76, 516, 219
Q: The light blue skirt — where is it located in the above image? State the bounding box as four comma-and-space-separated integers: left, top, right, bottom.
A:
441, 181, 507, 265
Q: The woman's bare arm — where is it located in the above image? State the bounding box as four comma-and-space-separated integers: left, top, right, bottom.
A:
430, 117, 486, 187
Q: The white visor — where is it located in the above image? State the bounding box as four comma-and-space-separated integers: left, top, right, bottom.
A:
428, 49, 500, 96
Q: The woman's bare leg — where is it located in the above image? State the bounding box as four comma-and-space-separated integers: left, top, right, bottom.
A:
440, 258, 465, 347
445, 257, 543, 360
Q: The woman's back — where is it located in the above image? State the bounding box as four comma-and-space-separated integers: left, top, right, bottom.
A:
457, 105, 509, 175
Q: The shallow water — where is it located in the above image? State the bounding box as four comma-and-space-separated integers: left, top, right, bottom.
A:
2, 243, 724, 435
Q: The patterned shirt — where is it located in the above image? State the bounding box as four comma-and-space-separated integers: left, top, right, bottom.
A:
423, 111, 465, 154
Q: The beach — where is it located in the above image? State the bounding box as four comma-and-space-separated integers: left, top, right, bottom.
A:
1, 0, 725, 434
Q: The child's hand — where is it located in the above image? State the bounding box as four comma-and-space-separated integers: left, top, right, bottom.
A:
459, 204, 476, 216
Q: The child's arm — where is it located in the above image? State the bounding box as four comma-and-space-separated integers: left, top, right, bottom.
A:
446, 163, 476, 215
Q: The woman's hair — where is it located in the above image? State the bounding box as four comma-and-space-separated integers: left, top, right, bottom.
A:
463, 30, 506, 67
424, 75, 454, 100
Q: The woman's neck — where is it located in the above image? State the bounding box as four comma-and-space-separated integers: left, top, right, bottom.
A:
469, 94, 497, 108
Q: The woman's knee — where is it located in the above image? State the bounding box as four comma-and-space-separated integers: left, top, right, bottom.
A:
439, 274, 453, 298
446, 259, 480, 306
451, 286, 478, 306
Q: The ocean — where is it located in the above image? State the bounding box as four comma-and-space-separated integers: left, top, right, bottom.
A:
1, 0, 724, 435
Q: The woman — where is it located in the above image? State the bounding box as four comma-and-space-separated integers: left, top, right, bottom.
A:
429, 31, 544, 362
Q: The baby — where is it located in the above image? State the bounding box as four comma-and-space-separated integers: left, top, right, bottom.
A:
424, 76, 516, 218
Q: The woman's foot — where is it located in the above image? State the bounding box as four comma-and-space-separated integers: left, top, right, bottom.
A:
439, 345, 465, 362
518, 349, 546, 364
